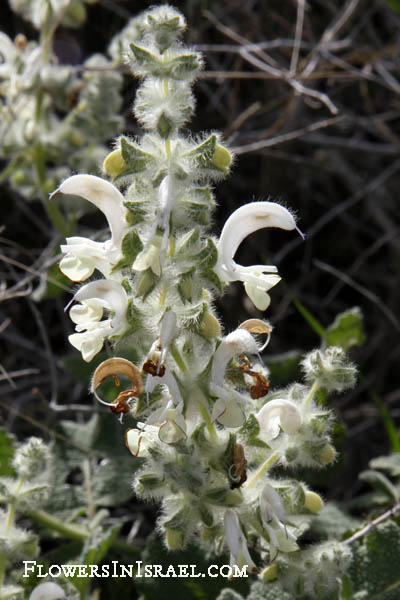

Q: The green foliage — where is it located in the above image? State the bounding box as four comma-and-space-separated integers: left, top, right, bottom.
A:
0, 431, 15, 478
370, 454, 400, 477
266, 351, 302, 387
387, 0, 400, 12
239, 414, 269, 448
70, 524, 121, 596
346, 520, 400, 599
325, 307, 365, 350
112, 230, 143, 272
359, 470, 399, 503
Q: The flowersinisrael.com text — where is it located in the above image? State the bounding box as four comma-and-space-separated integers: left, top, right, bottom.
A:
23, 561, 249, 579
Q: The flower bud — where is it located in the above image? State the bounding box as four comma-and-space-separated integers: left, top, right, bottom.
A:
165, 528, 184, 550
261, 563, 278, 582
211, 144, 232, 171
199, 311, 221, 339
64, 0, 86, 26
319, 444, 336, 464
304, 491, 324, 513
103, 148, 127, 177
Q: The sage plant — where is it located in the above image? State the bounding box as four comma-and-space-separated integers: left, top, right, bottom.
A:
55, 6, 356, 597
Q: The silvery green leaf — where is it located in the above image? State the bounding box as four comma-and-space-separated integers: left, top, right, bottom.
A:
370, 454, 400, 478
359, 469, 399, 503
325, 307, 365, 350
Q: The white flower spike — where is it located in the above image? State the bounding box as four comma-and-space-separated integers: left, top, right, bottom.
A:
54, 175, 127, 281
224, 509, 258, 573
216, 201, 297, 310
68, 279, 129, 362
257, 399, 303, 439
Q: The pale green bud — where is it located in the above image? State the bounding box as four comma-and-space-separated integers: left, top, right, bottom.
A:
165, 528, 184, 550
304, 491, 324, 513
199, 311, 221, 339
63, 1, 86, 27
319, 444, 336, 464
137, 269, 157, 298
261, 563, 278, 582
212, 144, 232, 171
103, 148, 127, 177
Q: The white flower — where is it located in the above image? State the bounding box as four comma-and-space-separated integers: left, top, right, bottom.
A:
259, 484, 298, 559
125, 422, 159, 457
215, 202, 297, 310
148, 398, 186, 444
156, 174, 174, 252
224, 509, 257, 572
54, 175, 127, 281
68, 279, 129, 362
132, 235, 162, 276
132, 175, 173, 276
29, 582, 65, 600
147, 310, 177, 372
210, 328, 260, 428
257, 399, 303, 439
145, 358, 186, 444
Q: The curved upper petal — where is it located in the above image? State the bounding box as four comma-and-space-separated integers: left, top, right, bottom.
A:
216, 201, 296, 283
55, 175, 127, 247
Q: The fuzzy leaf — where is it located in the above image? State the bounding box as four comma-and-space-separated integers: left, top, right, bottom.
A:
0, 585, 25, 599
120, 136, 153, 173
370, 454, 400, 478
197, 237, 218, 268
239, 414, 269, 448
125, 299, 141, 332
188, 134, 217, 165
164, 53, 200, 79
201, 268, 223, 293
325, 307, 365, 350
347, 520, 400, 599
308, 502, 362, 539
124, 200, 147, 225
111, 230, 143, 272
359, 469, 399, 502
91, 460, 136, 506
129, 43, 159, 69
70, 524, 121, 595
176, 229, 200, 254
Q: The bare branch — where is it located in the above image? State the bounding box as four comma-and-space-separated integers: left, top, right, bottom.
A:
232, 115, 343, 155
343, 504, 400, 545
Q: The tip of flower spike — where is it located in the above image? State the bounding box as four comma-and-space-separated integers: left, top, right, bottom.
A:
64, 296, 75, 313
49, 187, 60, 201
296, 225, 306, 241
